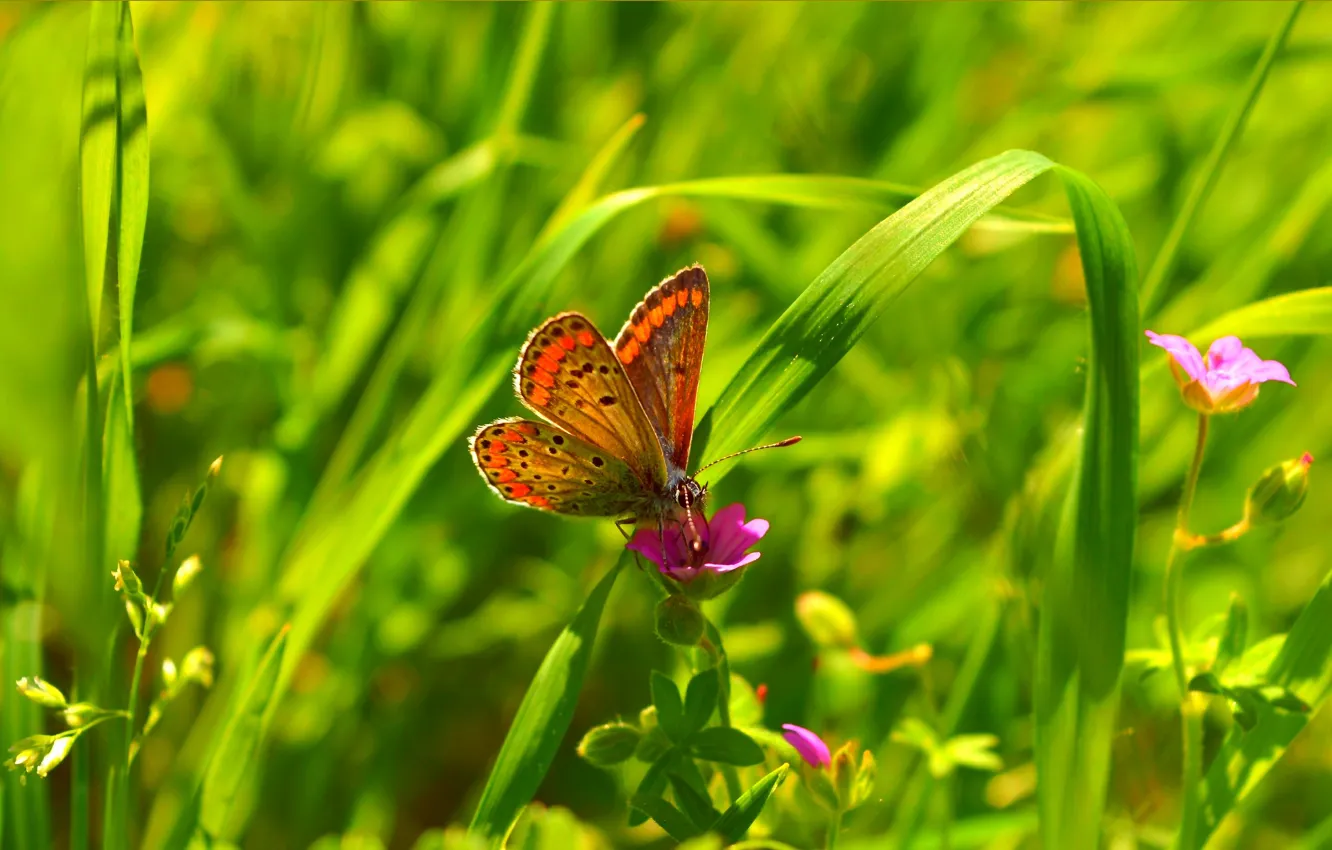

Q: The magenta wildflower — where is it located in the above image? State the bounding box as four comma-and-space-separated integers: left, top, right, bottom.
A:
782, 723, 832, 769
1146, 331, 1294, 414
627, 503, 767, 582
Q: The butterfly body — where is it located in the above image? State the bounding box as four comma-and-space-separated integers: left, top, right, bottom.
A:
471, 265, 711, 530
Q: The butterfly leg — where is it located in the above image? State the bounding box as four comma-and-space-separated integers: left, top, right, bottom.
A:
614, 516, 638, 541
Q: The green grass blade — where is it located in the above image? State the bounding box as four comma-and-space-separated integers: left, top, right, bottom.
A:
1198, 565, 1332, 846
467, 559, 623, 846
1139, 1, 1303, 317
193, 625, 290, 842
79, 3, 117, 341
692, 149, 1059, 467
1, 469, 54, 850
113, 2, 146, 435
1034, 166, 1140, 850
712, 764, 789, 843
1187, 286, 1332, 341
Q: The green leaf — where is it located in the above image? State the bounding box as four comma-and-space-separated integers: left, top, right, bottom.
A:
682, 668, 720, 738
944, 734, 1004, 773
199, 625, 289, 839
1198, 562, 1332, 845
651, 671, 688, 743
630, 794, 701, 842
688, 727, 765, 766
1214, 594, 1249, 676
1033, 164, 1140, 850
891, 717, 939, 753
628, 751, 675, 828
467, 562, 622, 847
712, 764, 789, 843
1188, 672, 1227, 696
667, 773, 720, 832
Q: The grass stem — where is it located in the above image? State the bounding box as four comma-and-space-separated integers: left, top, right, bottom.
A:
1140, 1, 1304, 316
1164, 412, 1210, 849
703, 617, 745, 803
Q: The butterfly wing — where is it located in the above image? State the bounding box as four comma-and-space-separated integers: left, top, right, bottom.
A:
613, 265, 708, 475
513, 312, 669, 491
471, 418, 652, 516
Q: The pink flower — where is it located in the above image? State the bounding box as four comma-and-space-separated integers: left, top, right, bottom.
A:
1146, 332, 1294, 414
627, 503, 768, 582
781, 723, 831, 769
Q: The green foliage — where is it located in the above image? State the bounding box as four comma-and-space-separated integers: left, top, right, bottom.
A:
3, 3, 1332, 849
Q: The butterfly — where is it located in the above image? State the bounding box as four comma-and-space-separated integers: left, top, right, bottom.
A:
470, 264, 797, 542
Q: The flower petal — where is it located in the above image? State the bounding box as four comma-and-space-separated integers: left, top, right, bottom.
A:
705, 550, 761, 574
1206, 336, 1245, 370
1146, 331, 1205, 382
627, 528, 668, 568
702, 503, 748, 558
1247, 358, 1295, 386
781, 724, 831, 768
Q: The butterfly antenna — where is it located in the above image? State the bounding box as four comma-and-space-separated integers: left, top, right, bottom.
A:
694, 436, 802, 476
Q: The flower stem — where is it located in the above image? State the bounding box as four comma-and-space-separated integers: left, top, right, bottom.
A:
826, 810, 842, 850
703, 617, 744, 803
124, 639, 149, 770
1165, 412, 1208, 849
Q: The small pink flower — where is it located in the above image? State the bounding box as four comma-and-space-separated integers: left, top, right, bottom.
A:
627, 503, 768, 582
1146, 331, 1294, 414
781, 723, 831, 769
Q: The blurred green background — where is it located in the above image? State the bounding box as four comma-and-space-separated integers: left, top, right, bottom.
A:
2, 2, 1331, 848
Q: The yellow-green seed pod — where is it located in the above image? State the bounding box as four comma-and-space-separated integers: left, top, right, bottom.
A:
795, 591, 858, 649
655, 594, 706, 646
576, 722, 641, 767
1245, 452, 1312, 526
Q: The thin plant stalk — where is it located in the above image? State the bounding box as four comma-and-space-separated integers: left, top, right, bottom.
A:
1164, 412, 1210, 849
1139, 1, 1303, 316
827, 811, 842, 850
703, 618, 745, 802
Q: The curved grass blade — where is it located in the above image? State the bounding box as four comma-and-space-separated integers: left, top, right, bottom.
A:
691, 149, 1062, 467
1034, 166, 1140, 850
467, 559, 623, 847
1187, 286, 1332, 341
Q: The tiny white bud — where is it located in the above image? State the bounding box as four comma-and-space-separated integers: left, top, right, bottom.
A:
174, 555, 202, 597
181, 647, 215, 688
16, 676, 66, 709
208, 456, 224, 477
161, 658, 178, 688
36, 736, 73, 778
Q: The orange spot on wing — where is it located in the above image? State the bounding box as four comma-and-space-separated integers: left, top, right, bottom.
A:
529, 384, 551, 405
512, 422, 539, 436
633, 322, 650, 343
508, 482, 532, 498
662, 296, 677, 317
499, 430, 526, 443
676, 290, 689, 307
649, 306, 664, 327
544, 344, 567, 362
483, 455, 509, 468
576, 330, 595, 348
536, 354, 561, 373
493, 469, 518, 483
558, 334, 576, 351
525, 495, 550, 509
691, 288, 704, 307
532, 369, 555, 388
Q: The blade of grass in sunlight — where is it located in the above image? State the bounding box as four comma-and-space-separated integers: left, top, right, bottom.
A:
1198, 565, 1332, 847
1, 470, 55, 850
157, 626, 289, 850
1188, 286, 1332, 341
467, 559, 623, 846
79, 5, 148, 849
1034, 167, 1140, 850
1139, 2, 1303, 317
